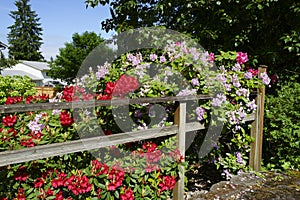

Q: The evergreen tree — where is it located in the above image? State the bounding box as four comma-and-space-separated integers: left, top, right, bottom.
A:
7, 0, 43, 61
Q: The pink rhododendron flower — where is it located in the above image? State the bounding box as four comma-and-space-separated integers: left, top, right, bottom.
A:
236, 52, 248, 64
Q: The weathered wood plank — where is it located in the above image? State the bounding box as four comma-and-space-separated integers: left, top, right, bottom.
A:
0, 121, 210, 167
173, 102, 186, 200
249, 66, 267, 171
0, 95, 213, 114
0, 125, 179, 167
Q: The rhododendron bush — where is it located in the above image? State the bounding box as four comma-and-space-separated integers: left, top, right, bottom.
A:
0, 41, 271, 199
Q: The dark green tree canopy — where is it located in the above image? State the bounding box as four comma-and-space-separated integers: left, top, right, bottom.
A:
49, 31, 114, 83
86, 0, 300, 75
7, 0, 44, 61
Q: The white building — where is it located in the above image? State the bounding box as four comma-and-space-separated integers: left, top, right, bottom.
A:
1, 60, 64, 86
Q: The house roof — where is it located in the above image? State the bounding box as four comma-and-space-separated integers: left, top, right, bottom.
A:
20, 60, 50, 71
1, 70, 43, 81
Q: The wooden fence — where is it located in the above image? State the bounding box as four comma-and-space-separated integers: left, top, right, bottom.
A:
35, 86, 60, 98
0, 67, 266, 199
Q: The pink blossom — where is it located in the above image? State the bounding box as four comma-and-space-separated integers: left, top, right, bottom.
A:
236, 52, 248, 64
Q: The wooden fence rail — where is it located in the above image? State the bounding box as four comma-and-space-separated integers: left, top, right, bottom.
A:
0, 67, 266, 199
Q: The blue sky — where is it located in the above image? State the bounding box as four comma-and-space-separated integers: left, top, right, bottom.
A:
0, 0, 114, 60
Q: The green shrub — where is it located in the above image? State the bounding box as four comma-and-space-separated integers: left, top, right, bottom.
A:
263, 75, 300, 170
0, 75, 36, 104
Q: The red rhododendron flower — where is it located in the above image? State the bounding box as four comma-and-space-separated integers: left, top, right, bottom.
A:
5, 96, 22, 104
60, 111, 73, 126
34, 178, 45, 188
145, 164, 157, 173
45, 188, 54, 196
100, 94, 112, 100
51, 172, 67, 188
2, 115, 17, 127
92, 160, 109, 176
107, 165, 125, 191
142, 142, 157, 152
104, 82, 115, 95
120, 187, 134, 200
63, 86, 75, 102
20, 138, 35, 147
55, 191, 64, 200
66, 175, 92, 195
25, 96, 34, 104
113, 75, 139, 97
82, 92, 94, 100
103, 130, 112, 135
158, 176, 177, 191
145, 149, 162, 163
169, 149, 184, 162
16, 188, 26, 200
14, 167, 29, 182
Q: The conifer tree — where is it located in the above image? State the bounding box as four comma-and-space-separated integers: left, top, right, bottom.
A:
7, 0, 43, 61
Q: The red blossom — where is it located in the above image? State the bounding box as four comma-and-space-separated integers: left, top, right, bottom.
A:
145, 164, 157, 173
169, 149, 184, 162
145, 149, 162, 163
45, 189, 54, 196
65, 175, 92, 195
55, 191, 64, 200
92, 160, 109, 176
63, 86, 75, 102
34, 178, 45, 188
100, 94, 112, 100
158, 176, 177, 192
25, 96, 34, 104
103, 130, 112, 135
113, 75, 139, 97
96, 188, 102, 198
51, 172, 67, 188
2, 115, 17, 127
142, 142, 157, 152
82, 92, 94, 100
5, 96, 22, 104
20, 138, 35, 147
14, 167, 29, 182
104, 82, 115, 96
59, 110, 74, 126
16, 188, 26, 200
107, 165, 125, 191
29, 131, 43, 139
120, 187, 134, 200
8, 128, 17, 137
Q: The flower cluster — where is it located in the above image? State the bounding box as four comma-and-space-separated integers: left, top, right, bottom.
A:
158, 175, 177, 192
101, 75, 139, 99
62, 86, 93, 102
2, 115, 17, 127
59, 110, 74, 127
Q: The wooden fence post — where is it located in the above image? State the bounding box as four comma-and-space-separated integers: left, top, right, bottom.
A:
249, 65, 267, 171
173, 102, 186, 200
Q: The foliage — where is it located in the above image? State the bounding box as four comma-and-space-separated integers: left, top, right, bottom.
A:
0, 51, 17, 69
0, 95, 185, 199
85, 0, 300, 76
74, 40, 270, 179
263, 75, 300, 170
0, 75, 36, 104
0, 44, 270, 198
7, 0, 43, 61
48, 31, 114, 83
